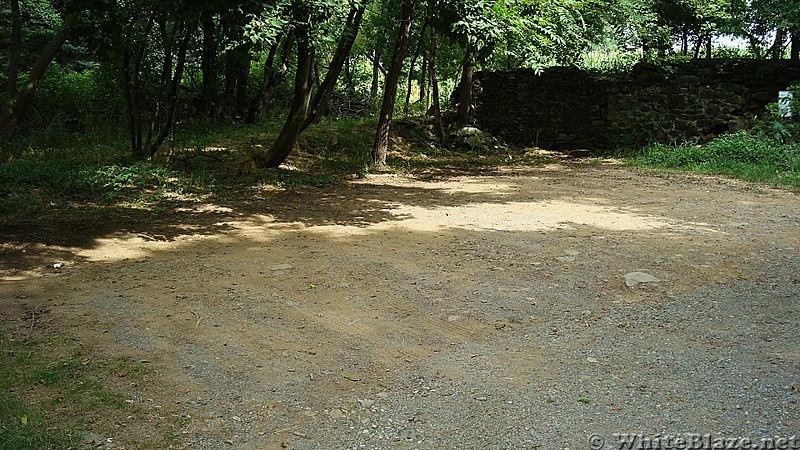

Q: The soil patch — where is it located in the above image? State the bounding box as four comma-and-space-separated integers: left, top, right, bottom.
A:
2, 164, 799, 449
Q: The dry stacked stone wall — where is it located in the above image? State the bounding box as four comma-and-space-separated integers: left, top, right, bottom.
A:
473, 59, 800, 149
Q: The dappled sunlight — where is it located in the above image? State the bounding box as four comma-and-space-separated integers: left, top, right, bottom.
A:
0, 270, 40, 283
78, 234, 189, 262
3, 167, 763, 276
57, 171, 734, 264
3, 167, 799, 450
363, 174, 525, 196
362, 200, 688, 234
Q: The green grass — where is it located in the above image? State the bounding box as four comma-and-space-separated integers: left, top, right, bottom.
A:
0, 119, 379, 217
631, 131, 800, 188
0, 151, 217, 217
0, 336, 174, 450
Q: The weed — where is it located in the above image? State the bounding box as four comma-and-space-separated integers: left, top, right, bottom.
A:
632, 131, 800, 188
752, 83, 800, 144
0, 336, 176, 450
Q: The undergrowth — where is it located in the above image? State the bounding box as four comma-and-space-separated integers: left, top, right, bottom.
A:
0, 118, 559, 219
9, 115, 797, 223
0, 335, 169, 449
632, 131, 800, 188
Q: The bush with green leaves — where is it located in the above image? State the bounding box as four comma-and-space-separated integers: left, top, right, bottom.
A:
752, 84, 800, 145
634, 131, 800, 187
0, 146, 214, 216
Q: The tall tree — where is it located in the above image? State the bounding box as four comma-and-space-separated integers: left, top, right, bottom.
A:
222, 8, 253, 119
456, 46, 476, 126
254, 2, 316, 168
302, 1, 367, 130
428, 33, 447, 147
2, 0, 22, 142
200, 11, 220, 119
246, 31, 294, 123
1, 9, 79, 149
371, 0, 416, 167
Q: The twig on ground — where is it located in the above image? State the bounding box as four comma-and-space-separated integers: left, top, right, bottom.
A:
25, 304, 42, 342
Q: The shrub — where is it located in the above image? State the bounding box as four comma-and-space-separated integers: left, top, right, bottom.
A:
635, 131, 799, 187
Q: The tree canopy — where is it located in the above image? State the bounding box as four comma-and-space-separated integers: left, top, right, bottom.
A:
1, 0, 798, 163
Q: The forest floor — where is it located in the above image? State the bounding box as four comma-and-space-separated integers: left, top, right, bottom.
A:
1, 161, 799, 449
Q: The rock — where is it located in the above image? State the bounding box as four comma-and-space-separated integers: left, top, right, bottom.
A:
358, 399, 375, 408
623, 272, 661, 287
567, 149, 593, 158
342, 371, 362, 382
269, 264, 294, 271
450, 127, 495, 151
398, 428, 416, 440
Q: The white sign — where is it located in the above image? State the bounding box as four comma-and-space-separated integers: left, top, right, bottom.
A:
778, 91, 793, 118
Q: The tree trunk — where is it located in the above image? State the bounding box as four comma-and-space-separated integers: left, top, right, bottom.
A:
681, 25, 688, 55
254, 12, 315, 168
369, 47, 381, 106
245, 38, 281, 123
457, 47, 476, 127
3, 0, 21, 130
1, 12, 79, 145
428, 34, 446, 147
371, 0, 416, 168
705, 35, 712, 58
792, 30, 799, 60
145, 17, 175, 150
344, 56, 354, 96
747, 34, 764, 59
200, 11, 219, 119
402, 61, 415, 114
224, 44, 252, 118
420, 36, 428, 112
692, 35, 702, 59
246, 31, 295, 123
302, 3, 366, 130
770, 28, 786, 59
123, 15, 154, 159
147, 28, 191, 157
122, 49, 142, 157
312, 61, 321, 92
403, 23, 426, 114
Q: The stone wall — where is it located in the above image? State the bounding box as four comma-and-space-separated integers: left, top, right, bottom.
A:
473, 59, 800, 149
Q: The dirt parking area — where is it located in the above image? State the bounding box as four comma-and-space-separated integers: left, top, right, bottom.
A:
2, 163, 799, 449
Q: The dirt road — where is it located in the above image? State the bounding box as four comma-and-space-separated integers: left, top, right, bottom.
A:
2, 164, 799, 449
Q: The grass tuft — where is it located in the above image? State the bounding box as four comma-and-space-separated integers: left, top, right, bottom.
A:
0, 336, 176, 450
631, 131, 800, 188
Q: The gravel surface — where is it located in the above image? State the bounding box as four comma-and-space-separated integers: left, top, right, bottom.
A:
1, 164, 798, 449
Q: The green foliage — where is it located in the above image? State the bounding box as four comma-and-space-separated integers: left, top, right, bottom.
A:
711, 45, 756, 58
24, 64, 125, 136
0, 145, 215, 216
579, 44, 643, 74
634, 131, 800, 187
752, 84, 800, 145
732, 0, 800, 57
